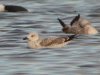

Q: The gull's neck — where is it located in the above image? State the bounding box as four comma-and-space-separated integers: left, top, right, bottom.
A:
28, 39, 41, 48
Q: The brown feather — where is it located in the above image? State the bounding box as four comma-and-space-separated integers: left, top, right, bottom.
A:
40, 37, 67, 46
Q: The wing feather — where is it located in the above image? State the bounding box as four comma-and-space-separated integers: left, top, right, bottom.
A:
40, 37, 66, 46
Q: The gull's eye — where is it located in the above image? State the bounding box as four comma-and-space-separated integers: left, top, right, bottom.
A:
31, 35, 34, 37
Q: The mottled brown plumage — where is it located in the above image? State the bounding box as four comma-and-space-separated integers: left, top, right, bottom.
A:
23, 32, 76, 49
58, 14, 98, 34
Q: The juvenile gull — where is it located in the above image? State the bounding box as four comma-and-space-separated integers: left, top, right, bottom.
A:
58, 14, 98, 35
0, 4, 28, 12
23, 32, 76, 49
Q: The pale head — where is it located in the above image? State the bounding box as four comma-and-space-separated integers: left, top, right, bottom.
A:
0, 4, 5, 12
27, 32, 39, 41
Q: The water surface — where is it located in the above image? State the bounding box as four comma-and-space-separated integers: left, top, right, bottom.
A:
0, 0, 100, 75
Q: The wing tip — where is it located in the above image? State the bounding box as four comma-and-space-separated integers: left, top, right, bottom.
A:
70, 14, 80, 26
67, 34, 77, 41
57, 18, 66, 28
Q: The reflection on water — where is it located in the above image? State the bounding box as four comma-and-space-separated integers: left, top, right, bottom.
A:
0, 0, 100, 75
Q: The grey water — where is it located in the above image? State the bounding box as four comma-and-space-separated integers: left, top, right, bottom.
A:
0, 0, 100, 75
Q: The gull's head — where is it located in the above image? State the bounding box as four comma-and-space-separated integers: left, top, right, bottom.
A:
23, 32, 39, 41
0, 4, 5, 12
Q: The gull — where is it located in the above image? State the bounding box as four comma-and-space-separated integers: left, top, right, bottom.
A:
0, 4, 28, 12
58, 14, 98, 35
23, 32, 76, 49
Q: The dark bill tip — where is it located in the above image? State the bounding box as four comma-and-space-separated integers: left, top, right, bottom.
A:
23, 37, 28, 40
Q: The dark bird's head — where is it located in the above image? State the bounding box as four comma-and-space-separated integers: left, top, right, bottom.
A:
5, 5, 28, 12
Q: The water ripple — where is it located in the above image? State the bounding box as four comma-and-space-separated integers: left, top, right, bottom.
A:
0, 0, 100, 75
